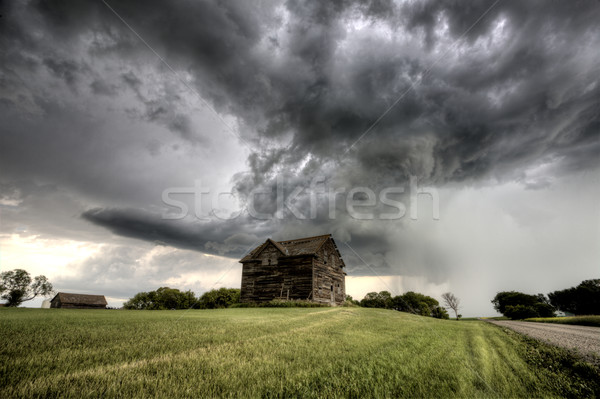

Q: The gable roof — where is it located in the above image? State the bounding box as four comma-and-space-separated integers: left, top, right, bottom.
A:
277, 234, 332, 256
51, 292, 108, 306
240, 234, 345, 267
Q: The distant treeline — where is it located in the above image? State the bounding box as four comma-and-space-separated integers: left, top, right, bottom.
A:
123, 287, 240, 310
122, 287, 449, 318
347, 291, 449, 319
492, 279, 599, 320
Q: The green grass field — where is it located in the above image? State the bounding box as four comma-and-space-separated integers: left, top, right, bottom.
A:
1, 307, 598, 398
524, 315, 600, 327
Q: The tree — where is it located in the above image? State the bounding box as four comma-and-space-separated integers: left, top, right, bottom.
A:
359, 290, 449, 319
441, 292, 461, 320
534, 302, 555, 318
360, 291, 393, 308
0, 269, 53, 307
491, 291, 555, 319
431, 306, 450, 319
391, 291, 442, 317
360, 292, 380, 308
548, 279, 600, 315
344, 295, 360, 306
123, 287, 197, 310
504, 305, 539, 320
378, 291, 393, 309
197, 288, 240, 309
395, 291, 440, 316
492, 291, 538, 314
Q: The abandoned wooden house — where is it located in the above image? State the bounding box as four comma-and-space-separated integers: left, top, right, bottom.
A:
240, 234, 346, 305
50, 292, 108, 309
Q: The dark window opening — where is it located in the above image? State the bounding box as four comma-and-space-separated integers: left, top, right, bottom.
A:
330, 285, 333, 291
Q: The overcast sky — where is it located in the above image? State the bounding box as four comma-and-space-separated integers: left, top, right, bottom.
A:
1, 0, 599, 316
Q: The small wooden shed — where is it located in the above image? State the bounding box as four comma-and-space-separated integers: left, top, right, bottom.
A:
50, 292, 107, 309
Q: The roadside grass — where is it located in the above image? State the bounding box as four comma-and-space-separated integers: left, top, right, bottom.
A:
524, 316, 600, 327
489, 324, 600, 397
1, 307, 598, 398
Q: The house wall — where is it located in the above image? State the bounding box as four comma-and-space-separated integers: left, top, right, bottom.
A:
240, 242, 313, 302
312, 239, 346, 305
50, 299, 106, 309
58, 304, 106, 309
241, 258, 313, 302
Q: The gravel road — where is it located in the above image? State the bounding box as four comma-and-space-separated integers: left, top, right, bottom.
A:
487, 320, 600, 364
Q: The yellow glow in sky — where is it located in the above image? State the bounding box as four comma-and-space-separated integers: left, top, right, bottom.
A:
0, 234, 103, 278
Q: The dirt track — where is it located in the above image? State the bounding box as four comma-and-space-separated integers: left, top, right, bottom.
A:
487, 320, 600, 364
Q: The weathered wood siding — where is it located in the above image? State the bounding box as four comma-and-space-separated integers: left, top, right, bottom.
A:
312, 239, 345, 305
240, 242, 313, 302
49, 300, 106, 309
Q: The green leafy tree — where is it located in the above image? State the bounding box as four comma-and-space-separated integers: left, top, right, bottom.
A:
197, 288, 241, 309
360, 291, 392, 308
360, 290, 449, 319
344, 295, 360, 306
548, 279, 600, 315
360, 292, 380, 308
395, 291, 440, 316
534, 302, 555, 317
492, 291, 538, 315
379, 291, 393, 309
123, 291, 154, 310
0, 269, 53, 307
504, 305, 539, 320
492, 291, 555, 319
389, 292, 443, 317
431, 306, 450, 319
123, 287, 197, 310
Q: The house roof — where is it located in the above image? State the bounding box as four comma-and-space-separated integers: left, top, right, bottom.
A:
51, 292, 108, 306
240, 234, 345, 267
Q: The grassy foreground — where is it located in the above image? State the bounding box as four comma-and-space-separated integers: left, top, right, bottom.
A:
524, 315, 600, 327
1, 307, 598, 398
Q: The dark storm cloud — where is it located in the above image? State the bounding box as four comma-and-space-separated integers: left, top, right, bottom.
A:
43, 58, 85, 89
5, 0, 597, 183
66, 0, 598, 187
90, 78, 118, 97
82, 207, 266, 257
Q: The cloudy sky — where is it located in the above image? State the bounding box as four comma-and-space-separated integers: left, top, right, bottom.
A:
1, 0, 599, 315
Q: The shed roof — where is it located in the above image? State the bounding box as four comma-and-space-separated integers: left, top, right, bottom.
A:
240, 234, 345, 266
51, 292, 108, 306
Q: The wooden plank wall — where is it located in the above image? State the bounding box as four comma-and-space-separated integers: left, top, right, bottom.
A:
312, 239, 346, 305
240, 242, 313, 302
240, 258, 313, 302
50, 302, 106, 309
